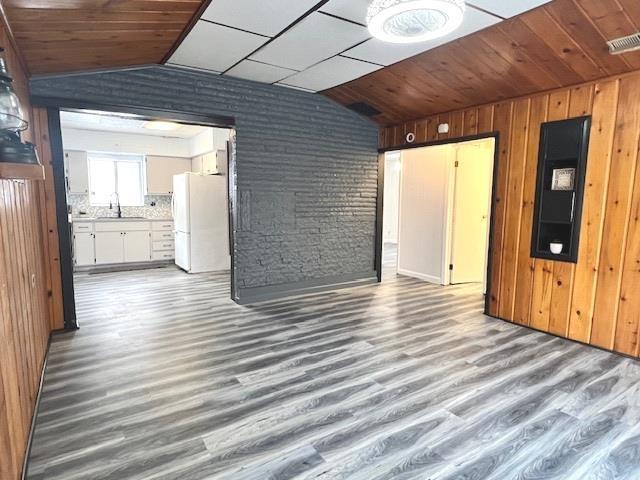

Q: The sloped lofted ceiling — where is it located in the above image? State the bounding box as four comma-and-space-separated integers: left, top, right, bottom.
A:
325, 0, 640, 125
2, 0, 206, 74
3, 0, 640, 126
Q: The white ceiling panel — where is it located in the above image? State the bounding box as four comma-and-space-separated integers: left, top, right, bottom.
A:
201, 0, 320, 37
278, 56, 381, 92
226, 60, 298, 84
250, 13, 371, 71
468, 0, 552, 18
343, 7, 500, 66
170, 21, 267, 72
319, 0, 370, 25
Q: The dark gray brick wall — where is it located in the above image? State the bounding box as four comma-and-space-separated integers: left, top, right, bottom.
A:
31, 66, 379, 300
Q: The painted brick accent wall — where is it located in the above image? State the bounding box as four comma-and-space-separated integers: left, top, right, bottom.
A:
31, 66, 379, 301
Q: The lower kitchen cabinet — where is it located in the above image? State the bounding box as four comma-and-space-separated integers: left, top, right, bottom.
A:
73, 220, 173, 269
74, 232, 95, 266
123, 231, 151, 262
95, 231, 125, 265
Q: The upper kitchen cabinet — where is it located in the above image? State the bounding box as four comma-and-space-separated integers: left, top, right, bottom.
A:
64, 150, 89, 194
145, 156, 191, 195
192, 150, 225, 175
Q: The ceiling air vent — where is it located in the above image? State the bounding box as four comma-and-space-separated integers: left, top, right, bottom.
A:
346, 102, 382, 117
607, 33, 640, 54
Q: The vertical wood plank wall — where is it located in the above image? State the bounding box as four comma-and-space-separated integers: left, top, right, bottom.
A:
0, 18, 62, 480
379, 71, 640, 358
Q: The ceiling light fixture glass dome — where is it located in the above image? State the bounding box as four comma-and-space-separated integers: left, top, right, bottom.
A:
367, 0, 465, 44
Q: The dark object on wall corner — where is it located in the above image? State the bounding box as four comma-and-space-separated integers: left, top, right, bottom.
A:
0, 130, 39, 163
347, 102, 382, 118
531, 116, 591, 263
0, 46, 39, 164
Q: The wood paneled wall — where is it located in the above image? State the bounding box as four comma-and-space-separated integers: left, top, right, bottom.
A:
380, 70, 640, 358
0, 15, 62, 480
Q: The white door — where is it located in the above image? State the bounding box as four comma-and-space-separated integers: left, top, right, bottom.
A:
74, 232, 95, 266
123, 231, 151, 262
173, 174, 190, 233
94, 232, 124, 264
174, 230, 191, 271
450, 143, 494, 285
397, 145, 455, 284
65, 150, 89, 194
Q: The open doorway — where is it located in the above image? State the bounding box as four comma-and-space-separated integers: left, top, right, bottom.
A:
381, 137, 496, 293
54, 108, 235, 329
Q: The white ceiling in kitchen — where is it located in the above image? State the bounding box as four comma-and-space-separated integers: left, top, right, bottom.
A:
167, 0, 554, 93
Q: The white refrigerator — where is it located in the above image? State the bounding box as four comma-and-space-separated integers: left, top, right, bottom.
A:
172, 173, 230, 273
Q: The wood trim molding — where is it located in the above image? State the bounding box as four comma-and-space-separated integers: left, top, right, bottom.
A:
0, 163, 44, 180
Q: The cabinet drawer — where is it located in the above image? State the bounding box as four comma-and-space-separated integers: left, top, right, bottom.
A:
151, 221, 174, 232
73, 222, 94, 233
152, 251, 175, 261
95, 221, 151, 232
153, 240, 175, 251
152, 231, 174, 241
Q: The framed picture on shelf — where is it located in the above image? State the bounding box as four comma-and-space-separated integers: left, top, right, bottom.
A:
551, 167, 575, 191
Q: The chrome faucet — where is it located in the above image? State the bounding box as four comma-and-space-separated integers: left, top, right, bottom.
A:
109, 192, 122, 218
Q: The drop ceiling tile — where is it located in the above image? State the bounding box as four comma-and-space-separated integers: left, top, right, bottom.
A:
343, 7, 500, 66
250, 12, 371, 71
226, 60, 298, 84
201, 0, 320, 37
170, 21, 267, 72
277, 56, 381, 92
319, 0, 370, 25
468, 0, 552, 18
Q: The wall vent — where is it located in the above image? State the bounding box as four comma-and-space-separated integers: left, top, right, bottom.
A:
607, 33, 640, 54
346, 102, 381, 117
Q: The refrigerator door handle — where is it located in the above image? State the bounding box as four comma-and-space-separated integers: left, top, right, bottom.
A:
171, 192, 176, 220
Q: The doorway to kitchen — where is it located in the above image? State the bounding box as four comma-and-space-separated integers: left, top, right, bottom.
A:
381, 137, 496, 294
48, 105, 236, 330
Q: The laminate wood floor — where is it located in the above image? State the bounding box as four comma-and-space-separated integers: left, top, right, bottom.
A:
26, 267, 640, 480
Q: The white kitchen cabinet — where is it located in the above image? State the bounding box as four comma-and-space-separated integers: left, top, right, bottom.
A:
65, 150, 89, 194
94, 231, 124, 264
191, 150, 225, 175
74, 232, 95, 266
123, 231, 151, 262
146, 156, 191, 195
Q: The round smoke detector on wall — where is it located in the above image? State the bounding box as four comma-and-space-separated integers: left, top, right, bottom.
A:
406, 132, 416, 143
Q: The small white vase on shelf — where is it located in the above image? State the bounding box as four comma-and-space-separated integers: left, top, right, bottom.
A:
550, 241, 563, 255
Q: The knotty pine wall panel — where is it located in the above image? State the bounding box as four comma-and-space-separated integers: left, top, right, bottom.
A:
380, 71, 640, 358
0, 16, 60, 480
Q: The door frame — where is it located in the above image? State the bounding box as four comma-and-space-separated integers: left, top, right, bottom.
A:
376, 132, 501, 316
32, 96, 237, 330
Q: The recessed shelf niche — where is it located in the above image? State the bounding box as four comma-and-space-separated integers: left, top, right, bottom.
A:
531, 116, 591, 263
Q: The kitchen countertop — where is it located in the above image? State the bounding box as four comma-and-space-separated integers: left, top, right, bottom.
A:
73, 217, 173, 222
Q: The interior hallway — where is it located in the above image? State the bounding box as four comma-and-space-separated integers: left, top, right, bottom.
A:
26, 268, 640, 480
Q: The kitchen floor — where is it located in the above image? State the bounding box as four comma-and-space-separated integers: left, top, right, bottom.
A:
27, 267, 640, 480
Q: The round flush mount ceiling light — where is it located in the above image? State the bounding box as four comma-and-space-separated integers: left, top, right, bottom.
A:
367, 0, 465, 44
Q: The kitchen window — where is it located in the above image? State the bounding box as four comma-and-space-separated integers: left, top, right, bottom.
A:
88, 152, 145, 206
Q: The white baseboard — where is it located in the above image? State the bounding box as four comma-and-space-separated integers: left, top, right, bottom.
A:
397, 268, 443, 285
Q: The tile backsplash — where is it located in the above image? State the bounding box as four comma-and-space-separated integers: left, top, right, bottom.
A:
69, 194, 173, 219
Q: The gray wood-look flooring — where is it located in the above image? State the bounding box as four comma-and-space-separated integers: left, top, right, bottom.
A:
26, 267, 640, 480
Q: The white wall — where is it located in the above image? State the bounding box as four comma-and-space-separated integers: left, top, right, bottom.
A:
398, 145, 455, 284
62, 128, 194, 157
383, 152, 401, 243
189, 128, 230, 157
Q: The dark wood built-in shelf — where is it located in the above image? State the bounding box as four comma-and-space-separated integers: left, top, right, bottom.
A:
531, 116, 591, 263
0, 162, 45, 180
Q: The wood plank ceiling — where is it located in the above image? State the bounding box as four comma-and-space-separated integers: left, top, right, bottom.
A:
325, 0, 640, 125
2, 0, 206, 74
